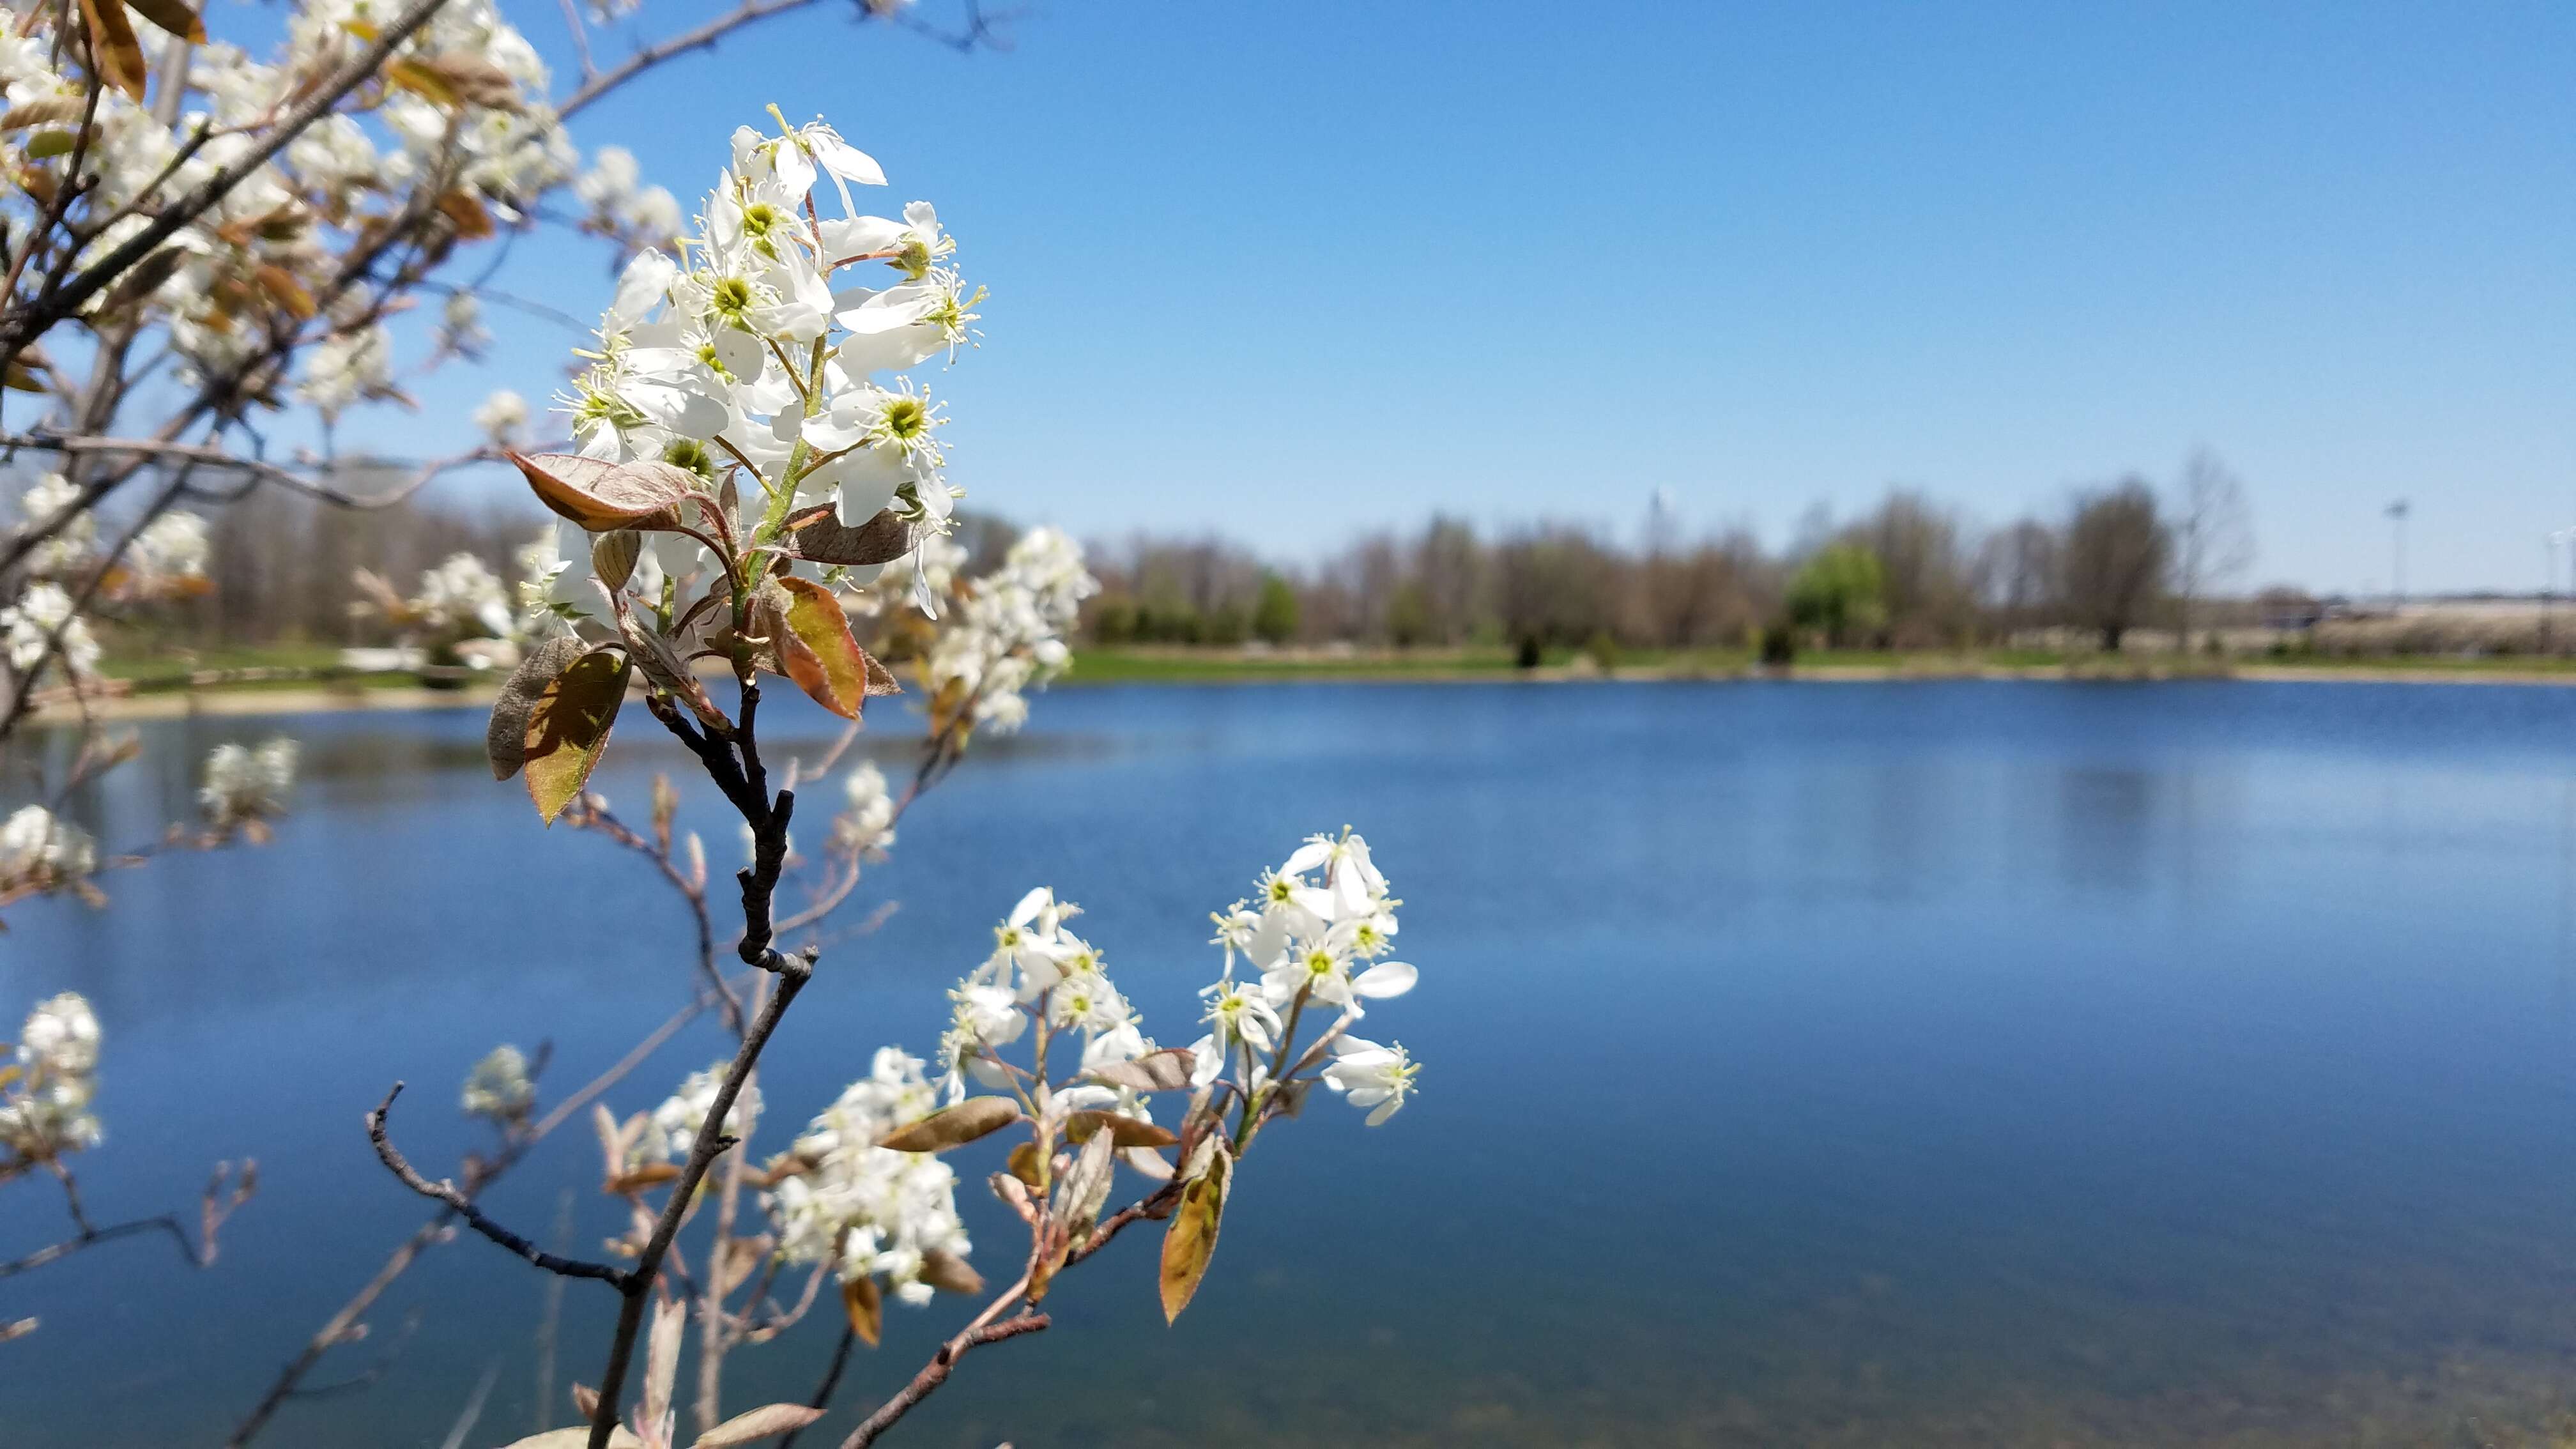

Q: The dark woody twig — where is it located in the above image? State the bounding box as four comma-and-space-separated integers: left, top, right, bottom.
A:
367, 1085, 627, 1285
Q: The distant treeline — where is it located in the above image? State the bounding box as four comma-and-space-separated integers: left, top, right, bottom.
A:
106, 449, 2319, 659
1087, 451, 2284, 655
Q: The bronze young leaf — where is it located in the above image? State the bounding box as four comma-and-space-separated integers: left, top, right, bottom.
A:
874, 1096, 1022, 1153
79, 0, 148, 100
509, 452, 695, 532
839, 1273, 883, 1347
769, 576, 898, 720
523, 648, 632, 825
781, 506, 917, 566
918, 1248, 985, 1296
118, 0, 207, 43
486, 635, 588, 781
1158, 1142, 1232, 1322
1062, 1110, 1179, 1149
1082, 1048, 1199, 1094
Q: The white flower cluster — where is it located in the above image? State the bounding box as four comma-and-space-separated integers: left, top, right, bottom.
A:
4, 1, 580, 388
573, 145, 684, 253
940, 886, 1150, 1098
0, 993, 102, 1159
767, 1047, 970, 1305
834, 760, 898, 856
640, 1061, 763, 1165
3, 474, 211, 688
849, 532, 965, 620
17, 475, 95, 576
410, 553, 513, 640
475, 388, 532, 447
0, 804, 97, 893
200, 737, 299, 827
1203, 830, 1419, 1124
0, 583, 100, 682
461, 1043, 537, 1124
923, 526, 1098, 733
555, 114, 983, 563
128, 511, 211, 587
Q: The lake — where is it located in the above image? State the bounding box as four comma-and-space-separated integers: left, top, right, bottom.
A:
8, 679, 2576, 1447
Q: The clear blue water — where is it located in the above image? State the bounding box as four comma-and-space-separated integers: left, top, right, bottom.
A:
9, 680, 2576, 1446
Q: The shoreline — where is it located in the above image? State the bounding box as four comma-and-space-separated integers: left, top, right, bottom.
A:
40, 657, 2576, 724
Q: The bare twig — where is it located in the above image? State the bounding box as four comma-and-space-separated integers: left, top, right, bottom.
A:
556, 0, 820, 121
226, 988, 706, 1448
838, 1312, 1052, 1449
0, 1158, 253, 1280
367, 1085, 629, 1285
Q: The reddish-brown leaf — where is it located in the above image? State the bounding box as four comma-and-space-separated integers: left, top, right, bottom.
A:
523, 648, 629, 825
510, 453, 694, 532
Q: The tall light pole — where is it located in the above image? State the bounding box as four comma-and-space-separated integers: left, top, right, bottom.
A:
2545, 535, 2558, 655
2384, 500, 2411, 610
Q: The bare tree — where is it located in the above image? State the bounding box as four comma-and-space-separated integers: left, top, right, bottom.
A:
2062, 479, 2172, 652
2172, 448, 2257, 648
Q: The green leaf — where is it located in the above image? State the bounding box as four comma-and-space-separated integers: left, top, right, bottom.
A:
874, 1096, 1021, 1153
523, 648, 630, 825
487, 636, 586, 781
1063, 1110, 1178, 1149
24, 129, 75, 160
1158, 1142, 1231, 1323
509, 452, 696, 532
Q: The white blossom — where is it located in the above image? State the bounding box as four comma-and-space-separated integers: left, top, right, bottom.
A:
474, 388, 531, 447
129, 511, 210, 590
2, 583, 100, 680
462, 1043, 536, 1123
0, 993, 102, 1158
642, 1061, 763, 1163
410, 553, 512, 640
768, 1047, 970, 1305
923, 527, 1098, 733
0, 805, 96, 889
834, 760, 897, 855
1322, 1037, 1418, 1126
200, 737, 298, 827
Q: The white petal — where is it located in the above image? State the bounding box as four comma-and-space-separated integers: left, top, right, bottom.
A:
1351, 962, 1417, 1000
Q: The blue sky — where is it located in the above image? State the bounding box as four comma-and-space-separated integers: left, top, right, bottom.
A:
408, 0, 2572, 594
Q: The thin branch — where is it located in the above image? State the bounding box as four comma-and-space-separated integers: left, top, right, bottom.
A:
367, 1084, 628, 1284
583, 944, 812, 1448
837, 1312, 1052, 1449
0, 1158, 253, 1280
226, 990, 709, 1447
0, 433, 496, 509
556, 0, 820, 121
0, 0, 454, 364
773, 1324, 855, 1449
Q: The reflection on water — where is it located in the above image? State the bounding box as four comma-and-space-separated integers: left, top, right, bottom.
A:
8, 680, 2576, 1447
